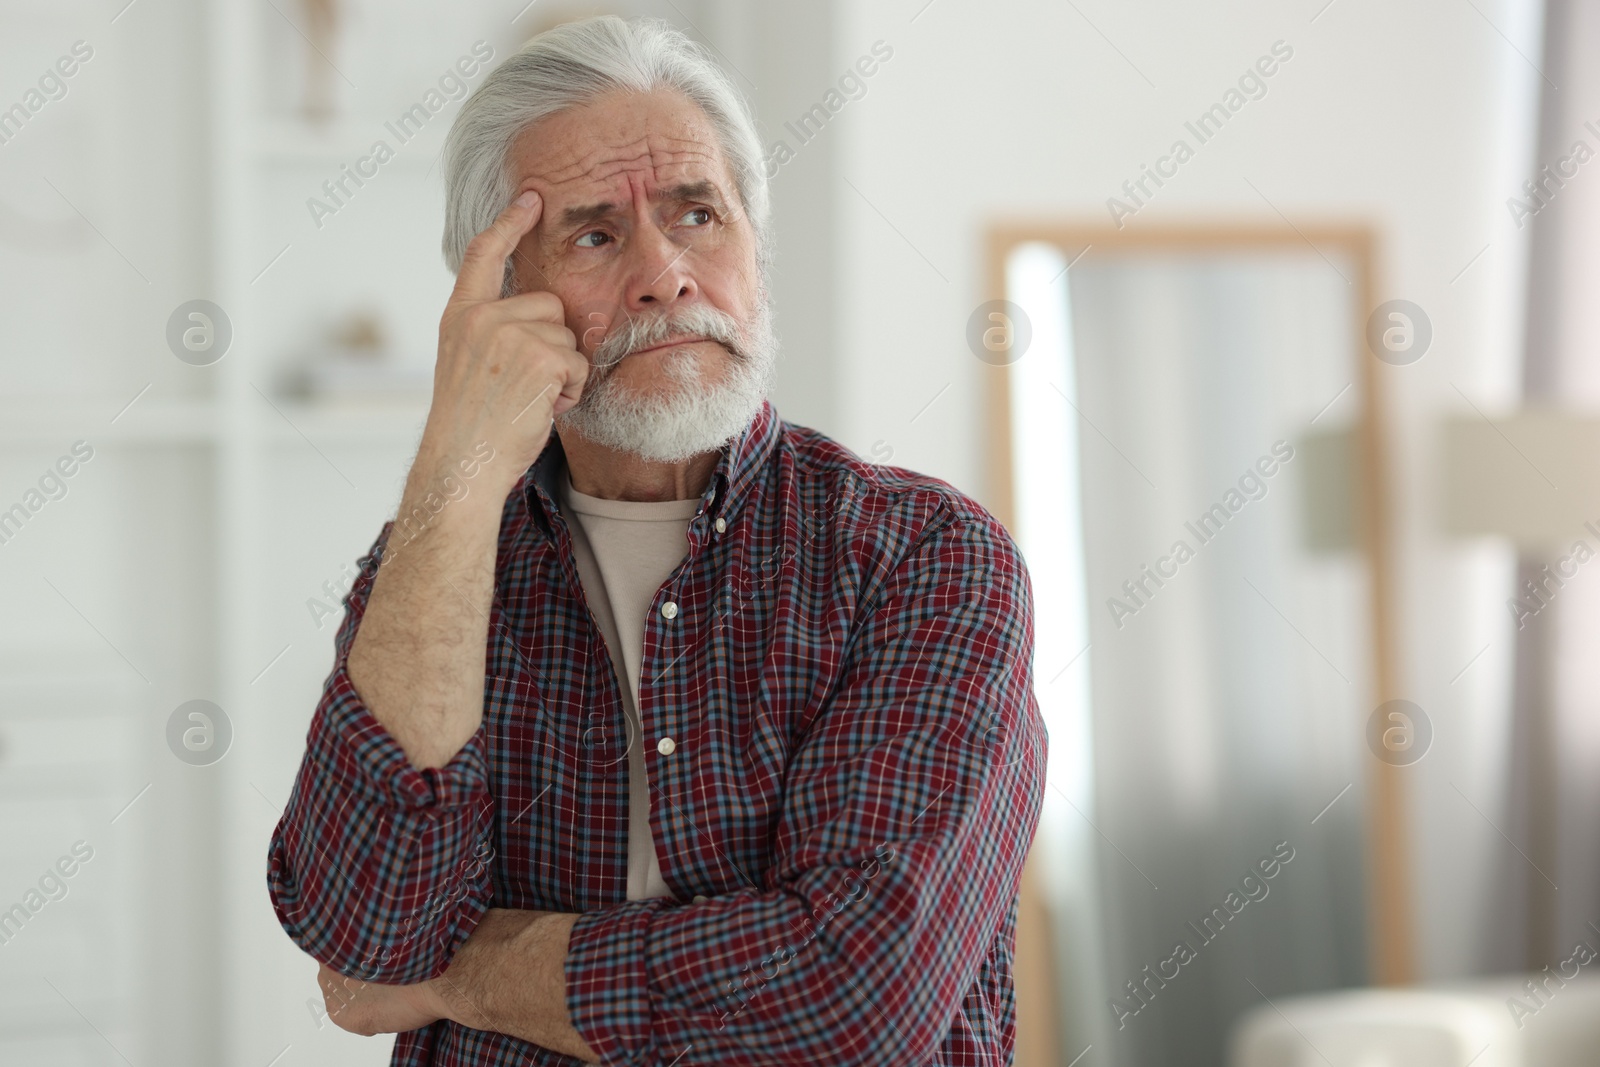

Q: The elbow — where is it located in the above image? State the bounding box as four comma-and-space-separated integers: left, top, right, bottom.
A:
819, 994, 944, 1067
267, 838, 482, 985
786, 948, 945, 1067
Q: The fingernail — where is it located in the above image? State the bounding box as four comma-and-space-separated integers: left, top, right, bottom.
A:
515, 190, 539, 208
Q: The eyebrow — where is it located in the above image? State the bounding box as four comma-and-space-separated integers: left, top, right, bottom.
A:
555, 180, 726, 230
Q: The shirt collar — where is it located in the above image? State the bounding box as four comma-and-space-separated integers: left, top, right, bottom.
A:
519, 398, 780, 541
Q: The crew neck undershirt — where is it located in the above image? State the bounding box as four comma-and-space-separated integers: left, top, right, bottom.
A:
558, 469, 700, 901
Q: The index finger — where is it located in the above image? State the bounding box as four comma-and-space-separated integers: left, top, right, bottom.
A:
449, 190, 542, 307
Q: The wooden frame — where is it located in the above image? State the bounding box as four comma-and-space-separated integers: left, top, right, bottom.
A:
985, 223, 1412, 1063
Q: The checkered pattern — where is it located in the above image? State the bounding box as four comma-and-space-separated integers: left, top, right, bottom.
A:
267, 399, 1047, 1066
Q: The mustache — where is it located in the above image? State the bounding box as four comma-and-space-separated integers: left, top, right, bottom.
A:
589, 304, 747, 370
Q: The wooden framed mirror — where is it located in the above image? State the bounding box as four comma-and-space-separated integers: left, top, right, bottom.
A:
986, 225, 1411, 1066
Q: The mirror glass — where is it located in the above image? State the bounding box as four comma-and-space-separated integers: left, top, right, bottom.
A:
1004, 236, 1375, 1067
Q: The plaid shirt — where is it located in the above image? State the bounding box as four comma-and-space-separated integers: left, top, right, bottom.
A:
267, 399, 1047, 1066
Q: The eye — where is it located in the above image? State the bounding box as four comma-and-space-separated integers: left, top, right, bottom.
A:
575, 230, 611, 249
680, 207, 713, 227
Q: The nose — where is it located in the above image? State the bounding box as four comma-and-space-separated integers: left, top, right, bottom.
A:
624, 222, 698, 311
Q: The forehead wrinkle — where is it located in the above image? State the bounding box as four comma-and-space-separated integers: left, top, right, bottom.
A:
526, 130, 724, 196
537, 144, 732, 238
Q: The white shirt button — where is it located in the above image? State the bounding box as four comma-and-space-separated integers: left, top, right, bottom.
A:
692, 894, 708, 903
713, 517, 727, 534
660, 601, 679, 620
657, 736, 677, 755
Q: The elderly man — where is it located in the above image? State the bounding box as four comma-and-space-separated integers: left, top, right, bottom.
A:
268, 15, 1045, 1067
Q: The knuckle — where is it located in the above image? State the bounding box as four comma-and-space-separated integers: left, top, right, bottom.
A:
538, 322, 577, 350
515, 322, 552, 353
529, 290, 563, 319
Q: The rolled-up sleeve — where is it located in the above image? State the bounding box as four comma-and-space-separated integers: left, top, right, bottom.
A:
563, 507, 1048, 1066
267, 522, 497, 984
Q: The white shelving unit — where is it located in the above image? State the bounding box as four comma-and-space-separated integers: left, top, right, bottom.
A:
205, 4, 452, 1064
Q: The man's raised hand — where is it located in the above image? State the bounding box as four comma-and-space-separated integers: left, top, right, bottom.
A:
423, 190, 588, 489
348, 191, 585, 770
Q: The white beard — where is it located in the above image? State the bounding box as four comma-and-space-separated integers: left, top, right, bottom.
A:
554, 296, 777, 464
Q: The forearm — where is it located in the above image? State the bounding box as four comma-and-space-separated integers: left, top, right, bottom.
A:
348, 440, 510, 769
434, 909, 599, 1063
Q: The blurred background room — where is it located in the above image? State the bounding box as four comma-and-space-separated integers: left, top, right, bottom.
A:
3, 0, 1600, 1064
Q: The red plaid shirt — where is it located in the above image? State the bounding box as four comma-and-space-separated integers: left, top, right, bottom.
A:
267, 399, 1047, 1066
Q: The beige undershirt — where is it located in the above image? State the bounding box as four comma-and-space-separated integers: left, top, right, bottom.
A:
558, 469, 699, 901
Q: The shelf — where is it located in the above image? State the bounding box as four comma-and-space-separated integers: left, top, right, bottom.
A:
0, 397, 431, 446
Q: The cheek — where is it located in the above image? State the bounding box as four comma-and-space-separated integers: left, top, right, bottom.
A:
712, 229, 762, 301
697, 258, 760, 322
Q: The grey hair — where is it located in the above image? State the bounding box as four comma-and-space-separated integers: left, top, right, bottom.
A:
440, 16, 771, 294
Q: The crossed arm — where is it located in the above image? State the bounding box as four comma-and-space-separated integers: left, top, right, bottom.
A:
293, 367, 601, 1053
316, 908, 597, 1062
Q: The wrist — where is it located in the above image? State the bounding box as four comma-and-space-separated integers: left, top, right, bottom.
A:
408, 434, 518, 508
387, 454, 512, 555
425, 973, 472, 1029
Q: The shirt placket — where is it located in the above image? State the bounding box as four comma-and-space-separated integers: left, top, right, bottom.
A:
635, 476, 733, 895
